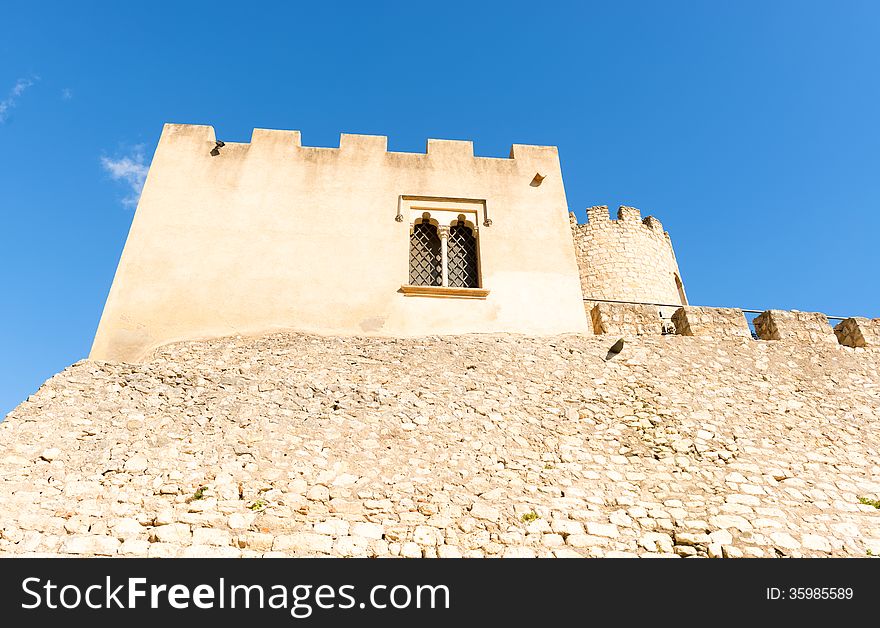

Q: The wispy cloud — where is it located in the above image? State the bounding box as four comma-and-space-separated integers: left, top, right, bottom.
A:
0, 76, 39, 123
101, 145, 149, 208
61, 88, 73, 101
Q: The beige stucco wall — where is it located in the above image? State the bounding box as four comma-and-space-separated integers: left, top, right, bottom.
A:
90, 123, 590, 362
571, 205, 687, 308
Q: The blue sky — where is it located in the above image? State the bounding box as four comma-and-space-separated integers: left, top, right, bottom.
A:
2, 1, 879, 415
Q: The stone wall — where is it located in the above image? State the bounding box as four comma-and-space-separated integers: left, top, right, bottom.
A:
571, 206, 687, 306
672, 307, 752, 340
588, 302, 663, 336
2, 331, 880, 558
753, 310, 837, 344
834, 317, 880, 348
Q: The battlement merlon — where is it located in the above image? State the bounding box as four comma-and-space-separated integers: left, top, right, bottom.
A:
585, 205, 610, 222
641, 215, 664, 234
577, 205, 668, 237
617, 205, 641, 222
155, 123, 560, 165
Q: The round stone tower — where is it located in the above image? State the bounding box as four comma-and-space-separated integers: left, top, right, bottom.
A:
570, 205, 687, 307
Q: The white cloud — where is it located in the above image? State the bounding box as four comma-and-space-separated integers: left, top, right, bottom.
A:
101, 145, 149, 208
0, 76, 39, 123
61, 88, 73, 101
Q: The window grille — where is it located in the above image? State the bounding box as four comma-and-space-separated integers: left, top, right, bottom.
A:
447, 221, 478, 288
409, 221, 442, 286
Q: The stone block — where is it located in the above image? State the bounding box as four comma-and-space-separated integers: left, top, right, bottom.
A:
589, 302, 663, 336
586, 205, 609, 223
617, 205, 641, 221
833, 317, 880, 348
672, 307, 751, 340
753, 310, 837, 344
272, 533, 334, 554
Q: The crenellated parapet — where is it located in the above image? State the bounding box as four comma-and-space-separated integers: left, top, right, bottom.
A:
576, 205, 668, 238
154, 123, 562, 171
586, 304, 880, 350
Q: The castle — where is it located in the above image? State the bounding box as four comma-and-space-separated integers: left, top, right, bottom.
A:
2, 124, 879, 560
91, 124, 879, 363
90, 124, 690, 362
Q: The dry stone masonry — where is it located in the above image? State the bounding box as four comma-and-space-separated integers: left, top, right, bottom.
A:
834, 318, 880, 348
672, 307, 752, 340
588, 302, 664, 336
754, 310, 838, 344
571, 207, 687, 307
1, 331, 879, 558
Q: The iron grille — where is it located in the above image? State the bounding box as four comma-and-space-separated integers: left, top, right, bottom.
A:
409, 221, 442, 286
448, 221, 478, 288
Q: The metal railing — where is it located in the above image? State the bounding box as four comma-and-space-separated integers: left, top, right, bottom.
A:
583, 297, 854, 339
583, 297, 850, 320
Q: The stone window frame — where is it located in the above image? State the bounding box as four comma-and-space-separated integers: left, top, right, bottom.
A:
399, 196, 489, 299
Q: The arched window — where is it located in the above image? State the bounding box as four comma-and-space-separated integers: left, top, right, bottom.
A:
409, 220, 442, 286
447, 220, 478, 288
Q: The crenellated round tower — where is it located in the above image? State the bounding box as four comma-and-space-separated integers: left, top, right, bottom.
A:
570, 205, 687, 307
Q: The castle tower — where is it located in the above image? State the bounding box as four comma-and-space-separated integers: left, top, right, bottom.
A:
570, 205, 687, 307
90, 124, 591, 362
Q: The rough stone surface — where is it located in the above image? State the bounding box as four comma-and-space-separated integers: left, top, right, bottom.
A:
1, 331, 879, 558
571, 207, 687, 307
754, 310, 837, 344
672, 307, 752, 340
834, 318, 880, 348
589, 303, 664, 337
